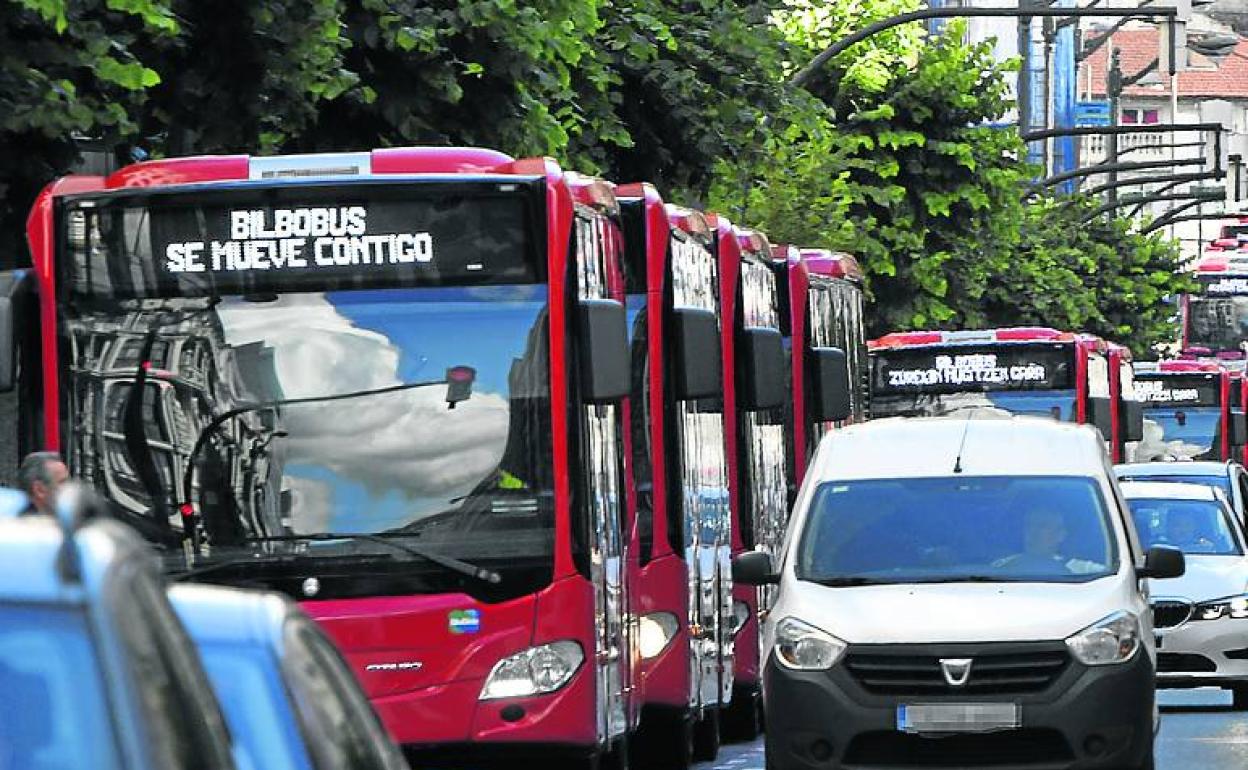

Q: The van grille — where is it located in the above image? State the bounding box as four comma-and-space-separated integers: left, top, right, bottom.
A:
1152, 600, 1193, 630
844, 645, 1069, 695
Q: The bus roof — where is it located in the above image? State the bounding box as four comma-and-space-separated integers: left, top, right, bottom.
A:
1134, 360, 1226, 375
868, 327, 1093, 349
799, 248, 864, 282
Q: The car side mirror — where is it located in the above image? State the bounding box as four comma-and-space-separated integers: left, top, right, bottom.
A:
671, 307, 722, 400
1121, 399, 1145, 443
808, 346, 851, 422
1139, 545, 1185, 580
1231, 409, 1248, 447
738, 327, 785, 410
732, 551, 778, 586
577, 299, 630, 402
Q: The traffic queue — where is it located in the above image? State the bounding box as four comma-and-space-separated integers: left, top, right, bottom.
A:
2, 144, 1248, 770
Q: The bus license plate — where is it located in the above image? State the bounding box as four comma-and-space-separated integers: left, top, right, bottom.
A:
897, 703, 1020, 734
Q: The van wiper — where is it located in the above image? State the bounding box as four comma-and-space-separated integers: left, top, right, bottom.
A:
805, 576, 892, 586
243, 533, 502, 585
907, 575, 1002, 584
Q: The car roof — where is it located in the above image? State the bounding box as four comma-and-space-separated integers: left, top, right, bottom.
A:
0, 514, 155, 604
1114, 462, 1233, 477
1118, 481, 1223, 501
168, 582, 295, 649
807, 416, 1106, 481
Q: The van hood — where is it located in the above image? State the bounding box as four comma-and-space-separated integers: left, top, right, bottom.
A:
1148, 555, 1248, 603
777, 577, 1133, 644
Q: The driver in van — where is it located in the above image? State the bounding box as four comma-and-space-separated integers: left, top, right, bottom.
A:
994, 505, 1103, 575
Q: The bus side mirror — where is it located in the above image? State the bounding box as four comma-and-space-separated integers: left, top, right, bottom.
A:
1232, 409, 1248, 447
1088, 396, 1113, 440
1121, 399, 1145, 443
738, 327, 785, 410
577, 299, 630, 402
671, 307, 722, 400
0, 270, 30, 393
808, 346, 851, 422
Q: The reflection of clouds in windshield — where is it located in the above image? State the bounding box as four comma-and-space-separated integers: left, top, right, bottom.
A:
215, 294, 509, 530
287, 476, 333, 534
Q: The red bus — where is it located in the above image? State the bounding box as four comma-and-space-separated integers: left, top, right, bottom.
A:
1181, 254, 1248, 356
868, 328, 1144, 461
617, 184, 732, 767
9, 148, 640, 766
1133, 360, 1247, 462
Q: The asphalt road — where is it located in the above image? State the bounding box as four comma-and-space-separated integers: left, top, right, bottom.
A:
696, 688, 1248, 770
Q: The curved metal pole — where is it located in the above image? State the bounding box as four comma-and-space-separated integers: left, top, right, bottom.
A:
1127, 178, 1198, 218
1028, 157, 1209, 193
790, 6, 1177, 88
1082, 170, 1221, 200
1021, 122, 1222, 143
1082, 190, 1225, 224
1142, 199, 1215, 234
1142, 210, 1231, 234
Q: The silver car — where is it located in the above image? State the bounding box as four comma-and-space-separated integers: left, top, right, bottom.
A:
1115, 461, 1248, 525
1120, 481, 1248, 708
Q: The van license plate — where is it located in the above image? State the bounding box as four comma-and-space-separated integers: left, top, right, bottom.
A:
897, 703, 1020, 734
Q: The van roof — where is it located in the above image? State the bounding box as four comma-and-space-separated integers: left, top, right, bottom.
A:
807, 416, 1106, 482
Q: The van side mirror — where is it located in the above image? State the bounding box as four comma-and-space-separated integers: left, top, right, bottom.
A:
1139, 545, 1185, 580
738, 327, 785, 410
808, 346, 851, 422
577, 299, 630, 402
732, 551, 778, 586
1087, 396, 1113, 440
0, 270, 31, 393
1121, 399, 1145, 443
1231, 409, 1248, 447
671, 307, 722, 400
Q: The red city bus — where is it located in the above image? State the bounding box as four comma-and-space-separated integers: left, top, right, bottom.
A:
1133, 360, 1247, 462
715, 226, 791, 741
1181, 254, 1248, 356
9, 148, 641, 766
869, 328, 1144, 460
616, 184, 732, 767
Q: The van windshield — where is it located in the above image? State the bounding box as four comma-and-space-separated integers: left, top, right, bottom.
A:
797, 476, 1119, 585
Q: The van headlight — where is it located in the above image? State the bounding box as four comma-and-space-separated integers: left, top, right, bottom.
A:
479, 641, 584, 700
773, 617, 846, 671
638, 612, 679, 659
1195, 595, 1248, 621
1065, 612, 1140, 666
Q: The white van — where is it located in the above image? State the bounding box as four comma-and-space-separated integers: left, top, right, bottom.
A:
734, 416, 1184, 770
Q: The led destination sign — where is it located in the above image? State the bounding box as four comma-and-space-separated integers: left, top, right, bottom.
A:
872, 346, 1074, 395
1200, 276, 1248, 296
1136, 376, 1219, 406
61, 182, 541, 299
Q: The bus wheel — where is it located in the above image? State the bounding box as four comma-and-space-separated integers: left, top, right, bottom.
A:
693, 709, 720, 762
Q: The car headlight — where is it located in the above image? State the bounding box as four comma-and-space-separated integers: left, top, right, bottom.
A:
479, 640, 584, 700
1065, 612, 1141, 666
773, 617, 846, 671
730, 599, 752, 637
1195, 594, 1248, 621
638, 612, 679, 659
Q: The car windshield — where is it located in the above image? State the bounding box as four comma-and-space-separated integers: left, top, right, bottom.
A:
796, 476, 1118, 584
1137, 408, 1222, 461
197, 643, 309, 770
1126, 497, 1243, 556
1115, 473, 1233, 502
0, 605, 121, 770
870, 390, 1078, 421
1186, 295, 1248, 353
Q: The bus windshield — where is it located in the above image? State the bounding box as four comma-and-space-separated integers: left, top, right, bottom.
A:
56, 184, 556, 583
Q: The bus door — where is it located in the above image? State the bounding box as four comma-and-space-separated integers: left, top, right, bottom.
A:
574, 207, 632, 747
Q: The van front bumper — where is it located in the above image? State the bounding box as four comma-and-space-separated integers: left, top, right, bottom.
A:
763, 641, 1155, 770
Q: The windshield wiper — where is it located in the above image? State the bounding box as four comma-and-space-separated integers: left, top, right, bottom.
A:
169, 553, 304, 582
242, 533, 502, 585
906, 575, 1004, 584
804, 576, 892, 586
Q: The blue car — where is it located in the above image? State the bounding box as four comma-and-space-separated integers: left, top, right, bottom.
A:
0, 484, 238, 770
168, 583, 410, 770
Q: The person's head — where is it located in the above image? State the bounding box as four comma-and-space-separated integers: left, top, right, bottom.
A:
1023, 506, 1067, 556
16, 452, 69, 516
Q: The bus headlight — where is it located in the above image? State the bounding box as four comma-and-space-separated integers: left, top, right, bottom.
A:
1065, 612, 1140, 666
773, 617, 846, 671
638, 612, 679, 659
479, 640, 584, 700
